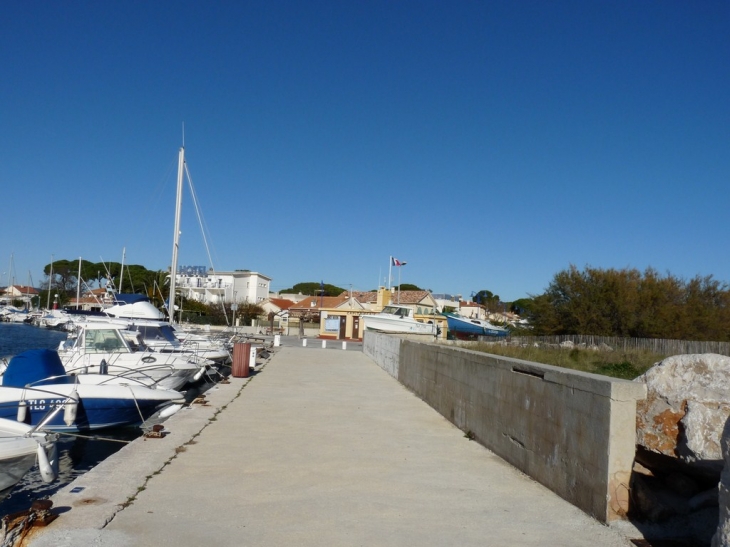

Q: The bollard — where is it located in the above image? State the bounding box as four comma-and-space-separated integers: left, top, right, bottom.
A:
322, 340, 327, 349
302, 339, 307, 347
274, 334, 281, 347
249, 346, 257, 369
342, 341, 347, 350
231, 342, 251, 378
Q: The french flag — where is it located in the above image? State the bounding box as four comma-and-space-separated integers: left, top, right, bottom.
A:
392, 257, 406, 266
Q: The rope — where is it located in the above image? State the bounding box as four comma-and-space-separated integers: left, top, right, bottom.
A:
127, 386, 145, 424
0, 510, 34, 547
54, 431, 132, 444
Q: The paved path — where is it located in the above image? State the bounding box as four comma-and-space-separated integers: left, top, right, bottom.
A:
29, 346, 633, 546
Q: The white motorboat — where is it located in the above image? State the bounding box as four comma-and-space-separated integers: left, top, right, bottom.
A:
37, 308, 73, 330
0, 307, 31, 323
0, 349, 185, 432
0, 417, 58, 495
66, 315, 230, 366
102, 293, 167, 320
124, 320, 231, 364
58, 321, 207, 391
362, 305, 438, 336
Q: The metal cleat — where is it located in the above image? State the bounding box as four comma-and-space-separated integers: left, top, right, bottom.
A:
144, 424, 167, 439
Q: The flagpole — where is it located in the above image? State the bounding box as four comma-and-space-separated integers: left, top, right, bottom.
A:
388, 256, 392, 290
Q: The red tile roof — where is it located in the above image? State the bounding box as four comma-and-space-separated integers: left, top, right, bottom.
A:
387, 290, 432, 305
269, 298, 295, 310
290, 295, 350, 310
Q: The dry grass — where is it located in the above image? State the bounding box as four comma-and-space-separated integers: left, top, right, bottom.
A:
460, 342, 668, 380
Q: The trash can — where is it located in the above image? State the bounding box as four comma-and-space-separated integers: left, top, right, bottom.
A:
231, 342, 251, 378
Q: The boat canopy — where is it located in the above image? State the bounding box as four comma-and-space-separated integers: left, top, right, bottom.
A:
4, 349, 72, 387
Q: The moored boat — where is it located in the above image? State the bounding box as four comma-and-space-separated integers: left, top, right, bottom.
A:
443, 313, 509, 339
58, 321, 207, 391
362, 305, 438, 336
0, 349, 185, 432
0, 417, 58, 496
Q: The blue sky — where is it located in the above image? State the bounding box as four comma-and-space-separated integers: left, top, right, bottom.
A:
2, 1, 728, 302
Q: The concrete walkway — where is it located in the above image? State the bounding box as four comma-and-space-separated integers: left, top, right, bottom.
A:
28, 346, 633, 546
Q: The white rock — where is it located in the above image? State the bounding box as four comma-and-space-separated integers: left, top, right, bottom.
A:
636, 354, 730, 468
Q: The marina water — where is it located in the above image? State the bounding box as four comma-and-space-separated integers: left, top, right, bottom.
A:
0, 323, 141, 516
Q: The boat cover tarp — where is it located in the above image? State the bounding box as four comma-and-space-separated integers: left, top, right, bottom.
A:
4, 349, 72, 387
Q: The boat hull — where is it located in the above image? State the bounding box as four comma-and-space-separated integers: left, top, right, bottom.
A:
0, 417, 58, 493
445, 315, 508, 337
362, 316, 436, 335
0, 384, 183, 432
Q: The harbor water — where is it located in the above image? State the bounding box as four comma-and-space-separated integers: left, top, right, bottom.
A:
0, 323, 142, 516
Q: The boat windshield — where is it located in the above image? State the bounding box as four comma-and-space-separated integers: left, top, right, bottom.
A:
83, 328, 130, 353
131, 325, 180, 345
381, 306, 410, 317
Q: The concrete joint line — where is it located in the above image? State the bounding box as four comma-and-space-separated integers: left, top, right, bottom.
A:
106, 373, 261, 524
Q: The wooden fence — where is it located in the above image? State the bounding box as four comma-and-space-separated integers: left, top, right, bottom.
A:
506, 334, 730, 357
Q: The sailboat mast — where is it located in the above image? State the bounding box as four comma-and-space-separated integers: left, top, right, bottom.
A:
76, 257, 82, 310
119, 247, 126, 293
169, 146, 185, 323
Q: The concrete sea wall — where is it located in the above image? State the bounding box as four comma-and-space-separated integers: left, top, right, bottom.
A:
363, 331, 646, 523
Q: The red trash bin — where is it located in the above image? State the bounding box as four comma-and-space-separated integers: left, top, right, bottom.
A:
231, 342, 251, 378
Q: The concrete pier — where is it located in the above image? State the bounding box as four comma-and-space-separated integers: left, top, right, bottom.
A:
28, 344, 633, 546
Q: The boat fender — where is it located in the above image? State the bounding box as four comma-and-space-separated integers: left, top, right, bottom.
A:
17, 400, 28, 423
193, 366, 205, 382
63, 390, 78, 426
158, 403, 183, 419
47, 439, 59, 477
99, 359, 108, 375
37, 442, 58, 483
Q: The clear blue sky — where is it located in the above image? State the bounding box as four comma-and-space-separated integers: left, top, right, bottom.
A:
2, 1, 728, 302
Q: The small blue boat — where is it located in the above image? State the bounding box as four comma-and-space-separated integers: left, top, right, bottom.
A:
0, 349, 184, 432
444, 313, 509, 339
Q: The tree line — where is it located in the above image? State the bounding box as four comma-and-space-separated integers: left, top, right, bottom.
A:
523, 265, 730, 341
41, 259, 168, 307
40, 260, 265, 326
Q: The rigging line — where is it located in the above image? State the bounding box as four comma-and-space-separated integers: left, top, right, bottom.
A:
127, 385, 145, 424
80, 277, 108, 312
127, 266, 135, 293
183, 163, 219, 271
134, 153, 178, 243
183, 163, 229, 325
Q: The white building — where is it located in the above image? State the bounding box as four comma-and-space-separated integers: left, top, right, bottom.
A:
175, 270, 272, 305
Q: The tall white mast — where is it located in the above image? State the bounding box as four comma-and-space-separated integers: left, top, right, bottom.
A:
76, 257, 82, 310
119, 247, 126, 293
169, 146, 185, 323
